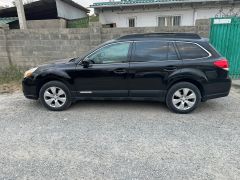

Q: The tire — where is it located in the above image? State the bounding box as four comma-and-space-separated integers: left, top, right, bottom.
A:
166, 82, 201, 114
39, 81, 72, 111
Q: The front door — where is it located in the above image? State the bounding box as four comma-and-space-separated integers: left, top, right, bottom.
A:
74, 42, 132, 97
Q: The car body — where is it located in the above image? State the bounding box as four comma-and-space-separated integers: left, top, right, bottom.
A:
22, 33, 231, 113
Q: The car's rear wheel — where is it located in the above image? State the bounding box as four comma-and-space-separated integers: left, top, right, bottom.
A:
39, 81, 71, 111
166, 82, 201, 114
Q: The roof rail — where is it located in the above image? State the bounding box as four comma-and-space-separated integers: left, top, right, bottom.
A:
117, 33, 201, 40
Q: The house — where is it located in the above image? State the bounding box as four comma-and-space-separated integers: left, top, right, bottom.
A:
0, 0, 89, 29
91, 0, 240, 28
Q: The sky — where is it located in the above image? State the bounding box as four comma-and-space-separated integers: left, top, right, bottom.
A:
75, 0, 105, 8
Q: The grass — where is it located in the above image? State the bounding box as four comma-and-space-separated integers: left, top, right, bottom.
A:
0, 66, 23, 84
0, 66, 23, 93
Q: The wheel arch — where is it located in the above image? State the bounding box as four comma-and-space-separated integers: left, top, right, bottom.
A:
167, 78, 205, 99
36, 74, 73, 98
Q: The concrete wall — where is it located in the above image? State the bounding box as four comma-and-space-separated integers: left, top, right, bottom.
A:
0, 20, 210, 70
27, 19, 67, 29
97, 5, 240, 27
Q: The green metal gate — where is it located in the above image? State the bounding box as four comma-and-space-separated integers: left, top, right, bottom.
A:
210, 17, 240, 79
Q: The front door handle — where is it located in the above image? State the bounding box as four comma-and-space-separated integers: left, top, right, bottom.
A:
163, 66, 177, 71
114, 69, 127, 74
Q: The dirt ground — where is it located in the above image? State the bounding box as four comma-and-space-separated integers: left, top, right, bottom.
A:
0, 82, 21, 94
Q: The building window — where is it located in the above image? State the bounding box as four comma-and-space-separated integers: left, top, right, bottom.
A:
158, 16, 181, 27
158, 17, 165, 27
128, 18, 136, 27
173, 16, 181, 26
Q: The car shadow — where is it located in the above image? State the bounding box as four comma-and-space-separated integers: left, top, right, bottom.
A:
69, 100, 169, 111
27, 98, 225, 115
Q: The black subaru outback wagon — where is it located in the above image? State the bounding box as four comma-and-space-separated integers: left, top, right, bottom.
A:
22, 33, 231, 114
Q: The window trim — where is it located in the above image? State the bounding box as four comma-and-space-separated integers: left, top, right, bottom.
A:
175, 41, 212, 60
83, 41, 133, 65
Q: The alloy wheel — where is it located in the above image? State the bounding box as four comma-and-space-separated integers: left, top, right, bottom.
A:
172, 88, 197, 111
43, 87, 67, 108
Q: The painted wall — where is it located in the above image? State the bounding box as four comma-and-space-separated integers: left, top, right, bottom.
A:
98, 6, 240, 27
56, 0, 88, 20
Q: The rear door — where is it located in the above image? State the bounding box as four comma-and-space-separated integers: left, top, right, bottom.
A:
129, 40, 182, 99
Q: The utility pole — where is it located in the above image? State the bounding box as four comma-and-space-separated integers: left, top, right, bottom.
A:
15, 0, 27, 29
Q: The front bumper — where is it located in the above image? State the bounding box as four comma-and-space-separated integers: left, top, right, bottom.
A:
22, 77, 38, 100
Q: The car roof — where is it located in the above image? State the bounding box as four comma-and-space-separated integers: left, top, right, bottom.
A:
114, 33, 207, 43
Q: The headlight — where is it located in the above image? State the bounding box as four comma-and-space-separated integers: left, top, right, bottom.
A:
24, 67, 38, 78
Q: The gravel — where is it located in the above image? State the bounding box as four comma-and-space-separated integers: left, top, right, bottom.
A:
0, 88, 240, 179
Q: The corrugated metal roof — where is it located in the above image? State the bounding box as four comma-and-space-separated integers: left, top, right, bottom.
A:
0, 17, 18, 25
91, 0, 230, 8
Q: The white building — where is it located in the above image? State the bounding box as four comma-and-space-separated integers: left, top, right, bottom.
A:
91, 0, 240, 27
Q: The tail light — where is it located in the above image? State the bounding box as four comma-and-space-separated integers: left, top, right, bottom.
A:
214, 59, 229, 71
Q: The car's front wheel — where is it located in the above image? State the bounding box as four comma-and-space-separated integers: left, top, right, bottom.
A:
166, 82, 201, 114
39, 81, 72, 111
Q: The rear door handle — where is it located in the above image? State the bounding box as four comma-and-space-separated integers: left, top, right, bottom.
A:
114, 69, 127, 74
163, 66, 177, 71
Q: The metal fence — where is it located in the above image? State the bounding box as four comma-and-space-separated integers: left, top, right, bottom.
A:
210, 17, 240, 79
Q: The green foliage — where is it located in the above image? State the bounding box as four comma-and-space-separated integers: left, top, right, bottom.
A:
89, 16, 99, 22
0, 66, 23, 84
67, 16, 99, 28
67, 17, 89, 28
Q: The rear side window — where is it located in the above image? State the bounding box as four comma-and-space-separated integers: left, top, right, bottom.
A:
133, 41, 178, 62
168, 43, 178, 60
176, 42, 209, 60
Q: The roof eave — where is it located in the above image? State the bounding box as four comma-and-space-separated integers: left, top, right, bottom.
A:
90, 0, 231, 9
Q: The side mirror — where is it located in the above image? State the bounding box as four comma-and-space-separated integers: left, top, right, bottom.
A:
81, 60, 90, 68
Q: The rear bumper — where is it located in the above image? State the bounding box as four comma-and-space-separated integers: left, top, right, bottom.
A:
22, 78, 38, 100
202, 78, 231, 101
202, 92, 230, 101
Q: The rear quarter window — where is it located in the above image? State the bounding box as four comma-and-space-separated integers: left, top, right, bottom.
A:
176, 42, 210, 60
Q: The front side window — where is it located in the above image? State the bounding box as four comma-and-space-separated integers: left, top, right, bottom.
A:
87, 42, 131, 64
133, 41, 178, 62
176, 42, 210, 60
